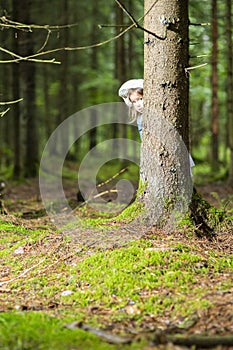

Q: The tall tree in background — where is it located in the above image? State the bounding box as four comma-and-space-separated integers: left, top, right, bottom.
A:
114, 1, 127, 158
0, 1, 12, 171
88, 1, 99, 151
57, 0, 70, 154
11, 0, 21, 178
115, 2, 126, 84
210, 0, 219, 169
141, 0, 191, 225
16, 0, 38, 177
226, 0, 233, 184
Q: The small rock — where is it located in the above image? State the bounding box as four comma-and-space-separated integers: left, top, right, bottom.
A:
61, 290, 73, 296
14, 246, 24, 255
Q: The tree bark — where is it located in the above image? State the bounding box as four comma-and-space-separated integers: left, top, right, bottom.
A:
23, 60, 38, 177
88, 1, 99, 151
57, 0, 70, 154
12, 0, 21, 178
210, 0, 219, 169
16, 0, 38, 177
226, 0, 233, 185
114, 1, 127, 158
141, 0, 192, 227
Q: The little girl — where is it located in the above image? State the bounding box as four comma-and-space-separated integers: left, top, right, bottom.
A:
118, 79, 195, 171
118, 79, 144, 139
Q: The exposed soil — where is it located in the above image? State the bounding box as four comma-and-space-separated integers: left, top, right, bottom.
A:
3, 177, 233, 213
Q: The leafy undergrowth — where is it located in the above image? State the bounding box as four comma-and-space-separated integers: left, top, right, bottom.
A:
0, 179, 233, 349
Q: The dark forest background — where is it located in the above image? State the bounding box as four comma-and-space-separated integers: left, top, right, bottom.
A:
0, 0, 232, 186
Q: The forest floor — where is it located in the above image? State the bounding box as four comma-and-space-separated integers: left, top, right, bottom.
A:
0, 178, 233, 349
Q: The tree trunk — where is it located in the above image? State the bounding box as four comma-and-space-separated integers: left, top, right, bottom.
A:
0, 23, 13, 170
210, 0, 219, 169
16, 0, 38, 177
12, 62, 21, 178
23, 60, 38, 177
43, 65, 52, 139
12, 0, 22, 178
115, 2, 126, 83
57, 0, 69, 154
127, 0, 133, 78
141, 0, 192, 227
114, 1, 127, 158
89, 9, 98, 150
226, 0, 233, 185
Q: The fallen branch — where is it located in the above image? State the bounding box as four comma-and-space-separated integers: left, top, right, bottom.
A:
64, 322, 233, 348
77, 167, 129, 204
153, 333, 233, 347
64, 322, 132, 345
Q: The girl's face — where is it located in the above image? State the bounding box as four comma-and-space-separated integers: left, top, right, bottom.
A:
129, 91, 143, 114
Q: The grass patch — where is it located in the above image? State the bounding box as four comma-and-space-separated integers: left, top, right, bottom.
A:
0, 312, 137, 350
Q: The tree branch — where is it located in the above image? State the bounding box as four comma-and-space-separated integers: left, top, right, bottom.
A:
115, 0, 167, 40
36, 30, 52, 53
0, 98, 23, 105
189, 21, 210, 26
185, 63, 208, 72
0, 7, 154, 65
0, 16, 79, 32
0, 46, 60, 64
0, 108, 10, 118
0, 22, 136, 64
0, 98, 24, 118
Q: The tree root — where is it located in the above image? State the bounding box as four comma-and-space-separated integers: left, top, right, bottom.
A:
189, 187, 217, 238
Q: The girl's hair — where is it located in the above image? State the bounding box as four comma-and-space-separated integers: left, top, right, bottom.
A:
128, 87, 143, 122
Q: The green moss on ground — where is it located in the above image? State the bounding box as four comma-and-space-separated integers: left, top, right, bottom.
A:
0, 211, 232, 349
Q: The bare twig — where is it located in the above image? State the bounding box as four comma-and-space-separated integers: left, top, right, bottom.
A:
0, 242, 81, 287
77, 167, 129, 207
185, 63, 208, 71
0, 22, 135, 64
37, 30, 52, 53
0, 108, 10, 117
0, 3, 162, 64
0, 46, 60, 64
0, 98, 23, 118
0, 98, 23, 105
0, 259, 45, 286
0, 16, 79, 31
189, 54, 209, 58
97, 167, 128, 189
189, 21, 211, 26
115, 0, 167, 40
98, 24, 129, 29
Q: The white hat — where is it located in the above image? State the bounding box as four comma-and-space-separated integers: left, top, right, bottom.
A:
118, 79, 144, 107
